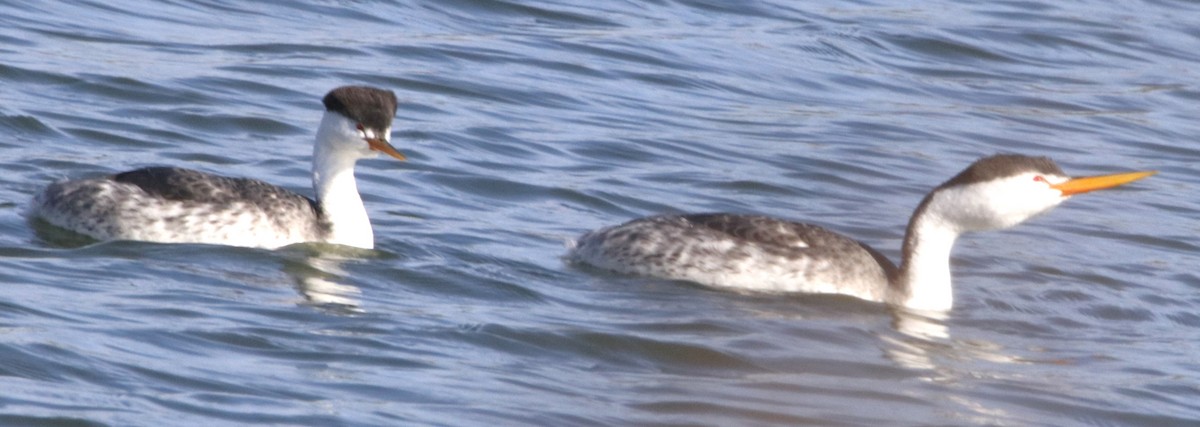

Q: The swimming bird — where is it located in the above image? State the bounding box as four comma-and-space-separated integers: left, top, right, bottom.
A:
568, 155, 1155, 311
30, 85, 405, 249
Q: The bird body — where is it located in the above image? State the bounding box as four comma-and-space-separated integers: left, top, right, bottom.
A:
571, 214, 896, 301
34, 167, 327, 248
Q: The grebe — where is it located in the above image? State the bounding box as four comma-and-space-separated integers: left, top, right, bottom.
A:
30, 85, 405, 249
568, 155, 1155, 311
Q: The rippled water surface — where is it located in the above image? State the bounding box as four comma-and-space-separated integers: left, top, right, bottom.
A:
2, 1, 1198, 425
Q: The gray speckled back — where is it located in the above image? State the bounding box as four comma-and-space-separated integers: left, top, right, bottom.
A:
32, 167, 330, 248
570, 213, 896, 300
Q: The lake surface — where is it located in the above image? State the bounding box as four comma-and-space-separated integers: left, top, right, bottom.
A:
1, 1, 1198, 425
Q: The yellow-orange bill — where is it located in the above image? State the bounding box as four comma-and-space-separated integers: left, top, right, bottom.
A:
1051, 170, 1156, 196
367, 138, 406, 161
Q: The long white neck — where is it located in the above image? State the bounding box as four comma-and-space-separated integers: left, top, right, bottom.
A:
892, 210, 961, 311
883, 167, 1073, 311
312, 114, 374, 249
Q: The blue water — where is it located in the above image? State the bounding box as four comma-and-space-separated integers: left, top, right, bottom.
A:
2, 1, 1198, 425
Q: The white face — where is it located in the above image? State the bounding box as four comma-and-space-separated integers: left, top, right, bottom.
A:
928, 171, 1069, 232
318, 112, 384, 159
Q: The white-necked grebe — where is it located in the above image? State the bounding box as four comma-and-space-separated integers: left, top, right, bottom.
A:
31, 85, 405, 249
569, 154, 1155, 311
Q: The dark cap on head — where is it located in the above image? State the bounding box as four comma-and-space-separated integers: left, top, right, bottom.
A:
322, 86, 398, 132
938, 154, 1065, 189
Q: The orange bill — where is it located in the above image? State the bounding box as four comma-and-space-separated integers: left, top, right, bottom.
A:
1051, 170, 1156, 196
367, 137, 406, 161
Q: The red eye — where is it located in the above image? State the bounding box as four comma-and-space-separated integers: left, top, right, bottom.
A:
1033, 175, 1046, 183
356, 123, 365, 131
